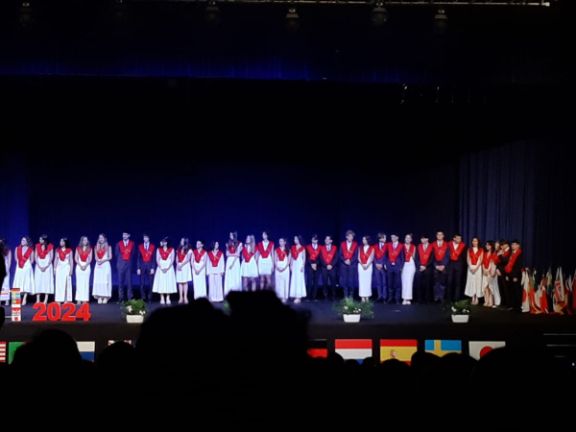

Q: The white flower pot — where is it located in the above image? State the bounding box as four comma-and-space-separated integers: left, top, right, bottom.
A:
451, 314, 469, 323
126, 315, 144, 324
343, 314, 361, 323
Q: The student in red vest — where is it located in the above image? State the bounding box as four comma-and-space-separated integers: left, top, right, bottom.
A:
415, 234, 434, 303
386, 233, 404, 304
496, 240, 511, 308
446, 234, 467, 302
373, 233, 387, 303
306, 234, 321, 301
115, 232, 135, 302
339, 230, 358, 298
256, 231, 274, 290
137, 234, 156, 303
505, 240, 523, 312
175, 237, 192, 304
432, 231, 449, 302
319, 235, 338, 301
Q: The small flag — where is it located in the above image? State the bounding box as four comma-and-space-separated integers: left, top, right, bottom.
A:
468, 341, 506, 360
8, 341, 24, 364
307, 339, 328, 359
77, 341, 96, 362
335, 339, 372, 361
425, 340, 462, 357
553, 267, 567, 314
107, 340, 133, 346
380, 339, 418, 364
0, 341, 6, 363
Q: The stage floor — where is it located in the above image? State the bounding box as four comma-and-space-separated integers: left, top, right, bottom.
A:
2, 302, 576, 361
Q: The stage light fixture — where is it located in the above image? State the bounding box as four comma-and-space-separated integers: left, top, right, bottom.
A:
433, 8, 448, 33
285, 7, 300, 30
371, 1, 389, 26
205, 0, 221, 23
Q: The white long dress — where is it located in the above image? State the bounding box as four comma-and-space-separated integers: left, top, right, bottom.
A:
257, 241, 274, 276
224, 243, 242, 295
289, 247, 306, 299
175, 249, 192, 283
482, 256, 500, 305
75, 248, 91, 302
152, 248, 177, 294
54, 249, 73, 302
241, 246, 258, 278
401, 245, 416, 301
358, 245, 374, 298
34, 246, 54, 294
93, 246, 112, 299
207, 251, 224, 302
465, 248, 484, 298
13, 247, 35, 294
1, 252, 12, 302
192, 250, 207, 299
274, 249, 290, 301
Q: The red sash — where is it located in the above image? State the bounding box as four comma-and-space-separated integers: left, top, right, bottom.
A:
306, 245, 321, 262
320, 245, 337, 265
359, 246, 374, 265
228, 245, 237, 254
77, 247, 92, 262
417, 244, 433, 266
276, 248, 287, 261
469, 247, 483, 266
374, 243, 386, 260
118, 240, 134, 261
193, 249, 206, 263
139, 244, 155, 263
57, 248, 72, 261
16, 246, 33, 268
177, 249, 188, 263
208, 250, 223, 267
404, 244, 416, 262
35, 243, 53, 259
159, 247, 173, 261
341, 241, 358, 261
433, 241, 449, 262
291, 245, 304, 260
387, 243, 402, 264
96, 245, 107, 259
256, 241, 274, 258
449, 241, 466, 261
505, 249, 522, 274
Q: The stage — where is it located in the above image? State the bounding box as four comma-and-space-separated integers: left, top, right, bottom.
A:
2, 302, 576, 362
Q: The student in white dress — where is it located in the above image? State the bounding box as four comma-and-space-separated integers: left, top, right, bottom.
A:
224, 231, 242, 296
93, 234, 113, 304
207, 241, 225, 302
75, 236, 93, 304
14, 236, 35, 306
241, 235, 258, 291
401, 234, 416, 305
256, 231, 274, 290
175, 237, 192, 304
34, 234, 54, 304
289, 235, 306, 304
481, 241, 499, 308
192, 240, 208, 299
465, 237, 484, 305
152, 237, 177, 305
54, 238, 74, 304
358, 235, 374, 303
274, 238, 290, 302
0, 239, 12, 305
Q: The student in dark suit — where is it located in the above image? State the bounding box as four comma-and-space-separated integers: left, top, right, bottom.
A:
446, 234, 466, 302
385, 234, 404, 304
319, 235, 338, 301
115, 232, 135, 302
496, 240, 511, 308
137, 234, 155, 302
373, 233, 387, 302
432, 231, 450, 302
415, 234, 434, 303
339, 230, 358, 298
305, 235, 321, 301
505, 240, 523, 312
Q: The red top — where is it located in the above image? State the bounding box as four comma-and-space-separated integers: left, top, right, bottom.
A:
417, 244, 433, 266
482, 251, 496, 269
177, 249, 188, 263
77, 247, 92, 262
387, 242, 402, 264
374, 243, 386, 260
139, 243, 156, 263
158, 247, 173, 261
291, 245, 304, 260
433, 241, 449, 262
449, 241, 466, 261
468, 247, 483, 266
227, 244, 237, 254
320, 245, 337, 265
505, 249, 522, 274
359, 245, 374, 265
341, 241, 358, 261
118, 240, 134, 261
57, 248, 72, 261
35, 243, 53, 259
306, 245, 321, 262
193, 249, 206, 263
276, 247, 288, 261
208, 250, 223, 267
256, 241, 274, 258
96, 245, 108, 259
242, 247, 255, 262
404, 244, 416, 262
16, 246, 33, 268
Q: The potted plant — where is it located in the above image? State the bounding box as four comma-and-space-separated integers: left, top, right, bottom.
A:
451, 299, 471, 323
334, 298, 374, 323
123, 299, 147, 324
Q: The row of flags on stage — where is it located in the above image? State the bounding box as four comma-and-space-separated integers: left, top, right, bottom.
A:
521, 268, 576, 315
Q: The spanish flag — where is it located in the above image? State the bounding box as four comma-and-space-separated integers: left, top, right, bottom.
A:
379, 339, 417, 364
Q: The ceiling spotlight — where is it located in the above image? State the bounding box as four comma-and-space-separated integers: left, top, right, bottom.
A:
285, 7, 300, 31
286, 7, 299, 20
19, 1, 33, 27
371, 2, 389, 27
433, 8, 448, 34
205, 0, 221, 24
434, 8, 448, 22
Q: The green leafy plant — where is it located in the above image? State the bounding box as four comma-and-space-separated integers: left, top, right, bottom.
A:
334, 298, 374, 320
123, 299, 147, 316
451, 299, 471, 315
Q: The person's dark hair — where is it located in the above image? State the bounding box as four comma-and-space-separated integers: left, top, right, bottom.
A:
161, 237, 170, 246
23, 236, 32, 248
0, 239, 8, 256
311, 234, 318, 242
294, 235, 304, 246
98, 233, 108, 242
178, 238, 190, 252
345, 230, 355, 237
485, 241, 495, 251
227, 232, 239, 248
362, 235, 372, 245
59, 238, 70, 249
325, 235, 333, 241
511, 239, 521, 246
39, 234, 50, 246
453, 233, 462, 239
377, 232, 386, 241
436, 230, 445, 235
78, 236, 91, 248
210, 241, 220, 250
500, 240, 509, 246
420, 234, 429, 240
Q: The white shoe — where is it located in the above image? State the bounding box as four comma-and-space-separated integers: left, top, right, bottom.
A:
103, 298, 108, 304
166, 297, 171, 305
160, 298, 165, 305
